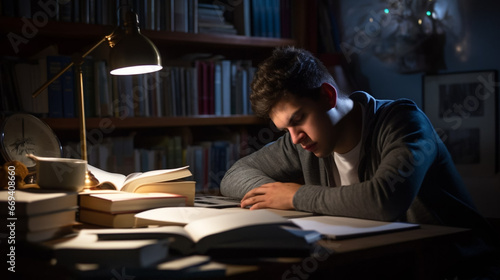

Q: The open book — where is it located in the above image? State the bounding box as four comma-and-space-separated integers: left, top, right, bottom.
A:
97, 209, 320, 257
290, 215, 420, 239
86, 165, 195, 204
134, 207, 314, 227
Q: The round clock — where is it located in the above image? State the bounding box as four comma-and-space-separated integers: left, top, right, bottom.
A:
1, 113, 62, 170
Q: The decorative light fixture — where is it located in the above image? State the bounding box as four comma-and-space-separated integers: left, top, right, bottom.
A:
31, 6, 162, 187
342, 0, 461, 73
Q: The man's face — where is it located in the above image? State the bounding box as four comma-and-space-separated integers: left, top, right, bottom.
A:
270, 96, 336, 158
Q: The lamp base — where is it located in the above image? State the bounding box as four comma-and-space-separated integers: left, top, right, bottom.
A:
83, 170, 100, 190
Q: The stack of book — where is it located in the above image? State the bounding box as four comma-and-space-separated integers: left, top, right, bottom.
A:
197, 2, 237, 35
78, 165, 193, 228
0, 190, 78, 242
79, 192, 187, 228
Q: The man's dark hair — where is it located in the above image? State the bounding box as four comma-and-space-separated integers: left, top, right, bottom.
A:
250, 46, 338, 118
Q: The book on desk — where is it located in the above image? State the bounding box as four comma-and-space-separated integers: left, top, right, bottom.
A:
86, 165, 194, 192
43, 209, 319, 271
0, 189, 78, 242
79, 164, 195, 228
78, 192, 187, 228
86, 164, 196, 205
134, 206, 419, 240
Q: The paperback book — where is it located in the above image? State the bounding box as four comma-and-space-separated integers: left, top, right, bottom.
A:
100, 209, 319, 257
86, 164, 195, 206
86, 165, 193, 192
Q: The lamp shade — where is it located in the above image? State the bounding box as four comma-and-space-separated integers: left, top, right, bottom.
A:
109, 9, 162, 75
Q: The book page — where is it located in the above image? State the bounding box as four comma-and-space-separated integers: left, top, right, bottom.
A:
121, 166, 192, 192
184, 209, 292, 243
87, 165, 191, 192
81, 227, 192, 241
290, 216, 420, 239
87, 164, 126, 190
135, 207, 243, 226
123, 166, 190, 183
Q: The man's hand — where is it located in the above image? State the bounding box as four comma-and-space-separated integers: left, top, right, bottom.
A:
240, 182, 302, 210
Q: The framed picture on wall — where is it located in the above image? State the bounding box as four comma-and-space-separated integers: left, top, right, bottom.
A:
423, 70, 498, 176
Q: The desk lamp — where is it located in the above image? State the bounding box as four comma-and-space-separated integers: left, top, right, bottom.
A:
31, 7, 162, 188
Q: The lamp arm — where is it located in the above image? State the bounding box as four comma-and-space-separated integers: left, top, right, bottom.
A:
32, 34, 113, 99
29, 30, 115, 164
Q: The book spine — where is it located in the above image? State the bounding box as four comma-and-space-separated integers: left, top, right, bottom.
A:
60, 56, 75, 118
46, 56, 64, 118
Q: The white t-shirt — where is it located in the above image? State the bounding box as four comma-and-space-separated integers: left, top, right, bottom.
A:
334, 139, 362, 185
332, 104, 365, 186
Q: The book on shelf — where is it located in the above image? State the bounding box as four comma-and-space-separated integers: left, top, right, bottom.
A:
14, 60, 39, 114
251, 0, 283, 38
46, 55, 65, 118
60, 55, 75, 118
86, 164, 193, 192
232, 0, 251, 36
45, 230, 169, 267
94, 60, 113, 117
0, 59, 20, 115
79, 192, 187, 214
4, 54, 257, 118
44, 55, 75, 118
0, 0, 295, 46
96, 209, 320, 257
197, 1, 237, 35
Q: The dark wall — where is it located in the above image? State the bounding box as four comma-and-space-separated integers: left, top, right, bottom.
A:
338, 0, 500, 217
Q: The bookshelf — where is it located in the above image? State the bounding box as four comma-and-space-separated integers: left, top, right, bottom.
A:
0, 0, 296, 194
0, 17, 295, 58
0, 0, 340, 192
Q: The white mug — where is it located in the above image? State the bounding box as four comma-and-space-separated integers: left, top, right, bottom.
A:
29, 155, 87, 192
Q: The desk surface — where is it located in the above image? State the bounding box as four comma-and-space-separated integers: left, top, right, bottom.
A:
10, 217, 472, 280
224, 224, 471, 279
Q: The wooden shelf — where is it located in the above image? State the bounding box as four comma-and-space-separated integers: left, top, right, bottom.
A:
143, 30, 295, 49
43, 115, 267, 130
0, 17, 295, 56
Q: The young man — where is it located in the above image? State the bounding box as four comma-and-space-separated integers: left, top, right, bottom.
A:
220, 46, 495, 238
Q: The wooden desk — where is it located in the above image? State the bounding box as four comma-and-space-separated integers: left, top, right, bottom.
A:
10, 223, 471, 280
220, 224, 471, 280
